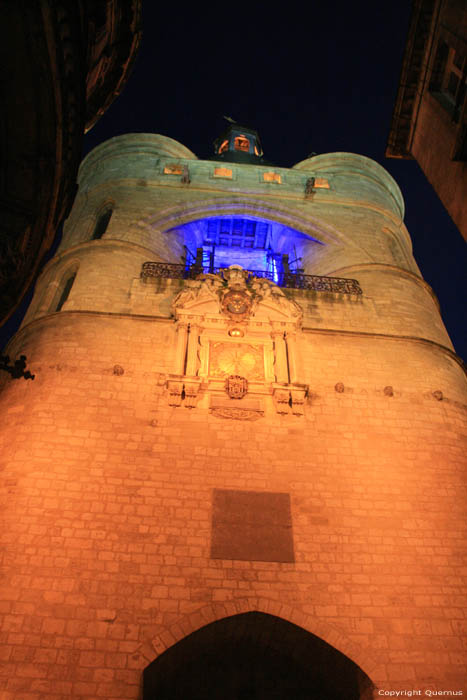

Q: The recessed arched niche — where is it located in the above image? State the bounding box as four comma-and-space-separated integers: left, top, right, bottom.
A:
143, 612, 374, 700
165, 216, 322, 281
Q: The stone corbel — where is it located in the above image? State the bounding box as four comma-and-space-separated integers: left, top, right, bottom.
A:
167, 378, 184, 407
290, 384, 308, 417
272, 385, 291, 415
272, 382, 308, 416
183, 377, 202, 409
166, 375, 202, 408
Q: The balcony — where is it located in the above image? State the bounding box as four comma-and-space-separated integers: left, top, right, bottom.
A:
140, 262, 362, 296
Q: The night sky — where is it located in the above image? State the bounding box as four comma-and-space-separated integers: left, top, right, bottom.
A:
2, 2, 466, 361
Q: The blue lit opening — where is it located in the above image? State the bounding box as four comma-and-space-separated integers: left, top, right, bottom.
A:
167, 216, 320, 284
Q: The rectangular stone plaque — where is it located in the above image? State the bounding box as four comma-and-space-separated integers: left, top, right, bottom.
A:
211, 489, 294, 563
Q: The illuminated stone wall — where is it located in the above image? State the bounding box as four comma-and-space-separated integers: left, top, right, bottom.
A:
0, 134, 466, 699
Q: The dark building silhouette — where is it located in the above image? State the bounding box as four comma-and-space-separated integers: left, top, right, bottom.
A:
386, 0, 467, 239
0, 0, 141, 325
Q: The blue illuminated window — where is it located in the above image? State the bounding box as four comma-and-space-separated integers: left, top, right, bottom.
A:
170, 215, 314, 284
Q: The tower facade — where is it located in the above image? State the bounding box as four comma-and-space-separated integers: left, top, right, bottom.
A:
1, 132, 466, 699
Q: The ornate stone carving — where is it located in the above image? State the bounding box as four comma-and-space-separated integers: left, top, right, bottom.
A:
221, 265, 249, 287
197, 274, 225, 301
221, 289, 252, 321
166, 377, 202, 408
171, 274, 224, 316
210, 407, 263, 421
225, 375, 248, 399
250, 277, 302, 320
209, 342, 264, 380
171, 264, 303, 330
171, 280, 201, 313
183, 378, 202, 408
290, 386, 307, 416
167, 379, 184, 407
273, 387, 291, 414
272, 384, 308, 416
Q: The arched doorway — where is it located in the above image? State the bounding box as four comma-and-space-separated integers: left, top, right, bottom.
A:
143, 612, 374, 699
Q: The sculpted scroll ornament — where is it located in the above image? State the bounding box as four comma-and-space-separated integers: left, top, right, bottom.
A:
210, 407, 263, 421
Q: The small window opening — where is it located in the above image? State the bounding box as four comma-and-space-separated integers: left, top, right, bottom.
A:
429, 40, 449, 92
213, 167, 233, 178
55, 273, 76, 312
430, 43, 466, 120
263, 172, 282, 184
234, 135, 250, 152
92, 208, 112, 240
164, 164, 183, 175
218, 140, 229, 154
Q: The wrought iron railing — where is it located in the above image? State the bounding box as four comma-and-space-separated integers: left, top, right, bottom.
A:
140, 262, 362, 295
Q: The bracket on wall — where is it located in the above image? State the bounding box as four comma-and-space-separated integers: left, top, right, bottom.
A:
304, 177, 315, 198
181, 165, 190, 184
167, 375, 202, 408
272, 383, 308, 416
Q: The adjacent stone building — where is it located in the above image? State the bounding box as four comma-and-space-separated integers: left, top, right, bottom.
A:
1, 127, 466, 698
386, 0, 467, 239
0, 0, 141, 325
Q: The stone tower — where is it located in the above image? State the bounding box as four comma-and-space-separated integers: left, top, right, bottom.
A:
1, 129, 466, 699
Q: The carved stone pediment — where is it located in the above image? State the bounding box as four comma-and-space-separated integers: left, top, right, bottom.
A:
171, 266, 302, 326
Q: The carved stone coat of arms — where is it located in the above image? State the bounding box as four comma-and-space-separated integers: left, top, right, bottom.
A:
225, 375, 248, 399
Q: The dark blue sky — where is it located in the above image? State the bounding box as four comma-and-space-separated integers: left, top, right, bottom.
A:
2, 3, 466, 360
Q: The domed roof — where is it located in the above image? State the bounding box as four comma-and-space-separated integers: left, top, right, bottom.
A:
293, 152, 404, 219
79, 133, 197, 180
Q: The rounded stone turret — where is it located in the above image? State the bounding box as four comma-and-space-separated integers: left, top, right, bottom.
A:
1, 131, 466, 697
21, 136, 454, 354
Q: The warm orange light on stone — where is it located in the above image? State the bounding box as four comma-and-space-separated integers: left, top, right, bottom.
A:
163, 163, 183, 174
234, 135, 250, 151
0, 134, 465, 698
263, 171, 281, 183
213, 166, 233, 178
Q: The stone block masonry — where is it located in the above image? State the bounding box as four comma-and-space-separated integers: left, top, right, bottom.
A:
0, 133, 466, 699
